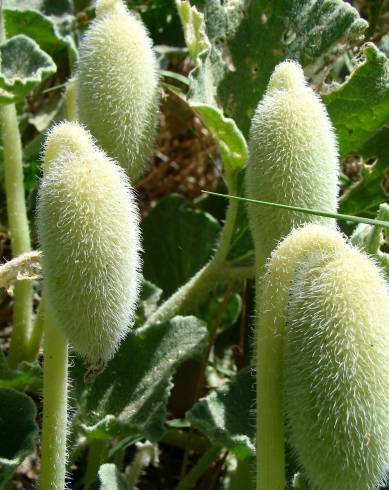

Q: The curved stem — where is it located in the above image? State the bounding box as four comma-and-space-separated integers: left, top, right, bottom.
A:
40, 310, 68, 490
145, 260, 222, 326
212, 176, 239, 267
176, 446, 222, 490
146, 177, 239, 326
255, 225, 347, 490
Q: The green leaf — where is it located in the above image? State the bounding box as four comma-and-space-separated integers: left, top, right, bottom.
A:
98, 464, 129, 490
0, 387, 38, 487
179, 0, 367, 136
191, 103, 248, 174
72, 316, 208, 441
177, 2, 248, 173
322, 44, 389, 216
177, 1, 209, 62
4, 0, 73, 16
0, 351, 42, 390
187, 368, 255, 460
142, 194, 220, 299
324, 44, 389, 157
291, 473, 310, 489
339, 127, 389, 217
130, 0, 185, 47
4, 8, 74, 57
0, 34, 56, 103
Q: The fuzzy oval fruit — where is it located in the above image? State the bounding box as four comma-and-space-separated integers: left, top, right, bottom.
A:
284, 245, 389, 490
245, 60, 339, 262
38, 122, 141, 364
76, 0, 159, 181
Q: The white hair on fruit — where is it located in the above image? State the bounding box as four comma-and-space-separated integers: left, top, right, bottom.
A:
38, 121, 141, 364
246, 60, 339, 262
76, 0, 159, 181
284, 242, 389, 490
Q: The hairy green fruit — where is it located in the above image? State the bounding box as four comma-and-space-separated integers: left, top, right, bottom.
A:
76, 0, 159, 181
38, 122, 141, 364
246, 61, 339, 262
284, 244, 389, 490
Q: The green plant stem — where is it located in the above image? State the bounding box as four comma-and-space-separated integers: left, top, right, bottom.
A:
1, 102, 33, 367
176, 446, 222, 490
255, 227, 346, 490
145, 261, 222, 326
126, 442, 154, 489
180, 282, 234, 479
25, 299, 45, 362
40, 311, 68, 490
0, 8, 33, 367
255, 253, 285, 490
224, 264, 254, 281
66, 78, 78, 122
145, 178, 239, 326
367, 204, 389, 254
84, 439, 108, 489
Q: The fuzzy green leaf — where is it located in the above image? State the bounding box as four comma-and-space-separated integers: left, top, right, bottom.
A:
291, 473, 310, 489
177, 1, 209, 62
72, 316, 208, 441
0, 352, 42, 390
0, 387, 38, 486
142, 194, 220, 299
0, 34, 56, 102
324, 44, 389, 157
191, 103, 248, 174
3, 0, 73, 16
187, 368, 255, 460
4, 8, 74, 57
98, 464, 129, 490
322, 44, 389, 216
177, 1, 248, 173
179, 0, 367, 136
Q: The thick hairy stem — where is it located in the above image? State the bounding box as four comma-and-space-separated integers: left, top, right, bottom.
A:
40, 311, 68, 490
0, 10, 33, 367
146, 179, 239, 326
1, 102, 33, 367
255, 225, 346, 490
